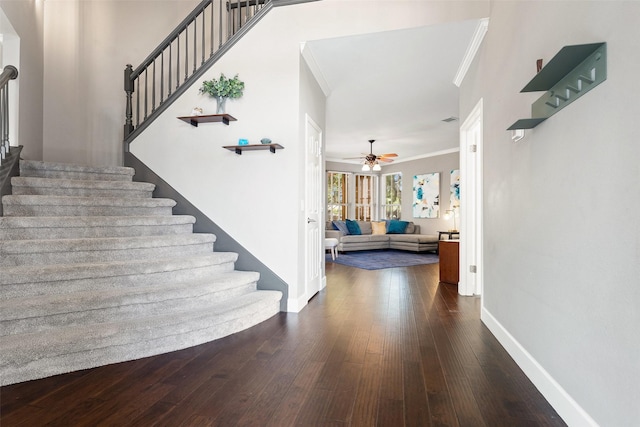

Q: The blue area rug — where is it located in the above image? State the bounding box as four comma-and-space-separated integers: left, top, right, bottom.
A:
326, 249, 438, 270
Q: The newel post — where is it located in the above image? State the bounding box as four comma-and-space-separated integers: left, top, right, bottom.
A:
123, 64, 134, 141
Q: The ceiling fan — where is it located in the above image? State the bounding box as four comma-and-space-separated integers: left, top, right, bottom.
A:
346, 140, 398, 171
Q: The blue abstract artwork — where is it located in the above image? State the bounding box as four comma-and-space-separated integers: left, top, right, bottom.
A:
413, 173, 439, 218
450, 169, 460, 210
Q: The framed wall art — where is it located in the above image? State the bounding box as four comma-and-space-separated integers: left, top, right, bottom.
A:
450, 169, 460, 210
413, 173, 439, 218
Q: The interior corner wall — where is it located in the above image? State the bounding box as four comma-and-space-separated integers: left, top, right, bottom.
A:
42, 0, 198, 167
0, 0, 44, 161
297, 51, 327, 308
459, 2, 640, 425
327, 151, 460, 234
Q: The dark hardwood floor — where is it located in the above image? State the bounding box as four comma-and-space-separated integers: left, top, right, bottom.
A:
0, 262, 566, 426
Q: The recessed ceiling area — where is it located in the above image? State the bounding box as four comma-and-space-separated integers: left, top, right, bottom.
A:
302, 19, 482, 165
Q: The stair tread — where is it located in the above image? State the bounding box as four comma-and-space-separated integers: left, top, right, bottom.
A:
0, 233, 217, 254
11, 176, 155, 191
0, 253, 239, 286
0, 291, 281, 350
0, 215, 196, 229
0, 271, 261, 321
20, 160, 135, 177
2, 195, 176, 207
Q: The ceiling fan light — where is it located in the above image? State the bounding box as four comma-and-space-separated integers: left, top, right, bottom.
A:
372, 162, 381, 171
362, 163, 371, 171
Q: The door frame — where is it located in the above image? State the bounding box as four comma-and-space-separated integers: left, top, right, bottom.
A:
459, 98, 484, 296
304, 114, 324, 301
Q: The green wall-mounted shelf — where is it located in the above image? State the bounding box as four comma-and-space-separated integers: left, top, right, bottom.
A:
508, 42, 606, 130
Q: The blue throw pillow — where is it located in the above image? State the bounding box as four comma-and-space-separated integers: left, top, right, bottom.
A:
386, 219, 409, 234
345, 219, 362, 235
332, 220, 349, 234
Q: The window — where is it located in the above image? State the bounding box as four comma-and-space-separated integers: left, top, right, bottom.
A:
327, 171, 378, 221
327, 172, 349, 221
354, 174, 377, 221
382, 172, 402, 219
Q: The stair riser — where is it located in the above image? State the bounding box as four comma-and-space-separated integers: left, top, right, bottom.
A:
12, 187, 153, 199
0, 223, 194, 240
1, 262, 236, 300
2, 205, 174, 217
2, 283, 258, 335
0, 294, 281, 386
19, 170, 133, 182
0, 242, 215, 267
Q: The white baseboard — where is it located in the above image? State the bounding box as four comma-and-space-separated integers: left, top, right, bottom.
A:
481, 307, 598, 427
286, 292, 308, 313
287, 276, 327, 313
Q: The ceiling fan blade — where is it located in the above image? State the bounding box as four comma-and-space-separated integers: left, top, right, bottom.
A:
345, 141, 399, 164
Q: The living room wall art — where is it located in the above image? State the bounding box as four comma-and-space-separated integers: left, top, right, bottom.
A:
450, 169, 460, 210
413, 173, 439, 218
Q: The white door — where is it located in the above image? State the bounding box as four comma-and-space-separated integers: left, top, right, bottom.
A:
305, 115, 323, 300
459, 99, 484, 296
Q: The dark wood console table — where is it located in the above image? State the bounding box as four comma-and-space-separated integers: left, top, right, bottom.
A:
439, 240, 459, 285
438, 230, 460, 240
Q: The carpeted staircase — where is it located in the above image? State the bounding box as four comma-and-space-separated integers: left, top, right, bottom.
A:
0, 160, 282, 386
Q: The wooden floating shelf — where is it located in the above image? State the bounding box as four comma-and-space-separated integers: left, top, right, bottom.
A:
177, 114, 237, 126
223, 144, 284, 155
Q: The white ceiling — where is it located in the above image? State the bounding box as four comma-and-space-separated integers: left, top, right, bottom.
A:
303, 19, 482, 165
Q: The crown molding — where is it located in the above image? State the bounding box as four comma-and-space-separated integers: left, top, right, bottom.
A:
453, 18, 489, 87
300, 42, 332, 96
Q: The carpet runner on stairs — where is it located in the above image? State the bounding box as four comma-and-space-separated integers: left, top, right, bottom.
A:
0, 160, 282, 386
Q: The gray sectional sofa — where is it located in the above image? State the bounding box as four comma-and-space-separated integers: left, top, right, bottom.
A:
326, 220, 439, 253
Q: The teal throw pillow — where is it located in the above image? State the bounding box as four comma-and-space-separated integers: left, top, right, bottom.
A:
345, 219, 362, 235
386, 219, 409, 234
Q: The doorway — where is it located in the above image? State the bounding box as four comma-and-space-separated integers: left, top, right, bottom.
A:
459, 98, 483, 296
305, 114, 323, 300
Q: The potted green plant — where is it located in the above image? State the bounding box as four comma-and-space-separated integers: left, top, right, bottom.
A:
199, 73, 245, 114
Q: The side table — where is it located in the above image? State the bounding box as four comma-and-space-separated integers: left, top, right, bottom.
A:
438, 230, 460, 240
439, 239, 459, 285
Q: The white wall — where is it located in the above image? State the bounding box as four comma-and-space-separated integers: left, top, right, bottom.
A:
43, 0, 199, 166
0, 0, 44, 161
129, 1, 488, 311
40, 0, 489, 167
131, 8, 304, 302
460, 2, 639, 425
